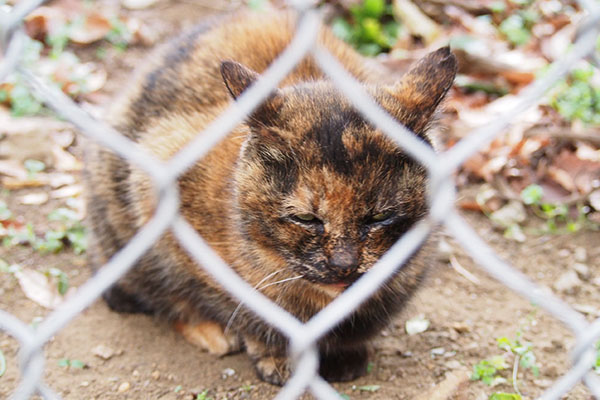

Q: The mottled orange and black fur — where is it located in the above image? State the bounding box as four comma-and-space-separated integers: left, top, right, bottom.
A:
84, 10, 457, 385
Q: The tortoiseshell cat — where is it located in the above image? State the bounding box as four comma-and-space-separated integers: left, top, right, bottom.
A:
84, 10, 457, 385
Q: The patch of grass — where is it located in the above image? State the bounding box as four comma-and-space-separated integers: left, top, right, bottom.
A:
550, 66, 600, 125
331, 0, 400, 56
471, 330, 539, 398
37, 208, 87, 254
520, 184, 592, 234
196, 390, 212, 400
2, 207, 86, 254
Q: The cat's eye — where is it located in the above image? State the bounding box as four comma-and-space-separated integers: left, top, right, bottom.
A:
370, 211, 393, 223
294, 213, 318, 222
291, 213, 323, 226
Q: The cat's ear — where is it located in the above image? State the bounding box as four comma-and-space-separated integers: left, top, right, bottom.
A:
220, 61, 283, 127
384, 46, 457, 135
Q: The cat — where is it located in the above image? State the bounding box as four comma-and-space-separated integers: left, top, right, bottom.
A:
83, 9, 457, 385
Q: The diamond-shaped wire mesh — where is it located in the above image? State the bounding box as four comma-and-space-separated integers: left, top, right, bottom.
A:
1, 0, 600, 399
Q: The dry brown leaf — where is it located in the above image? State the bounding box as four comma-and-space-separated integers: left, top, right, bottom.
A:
19, 192, 49, 205
51, 184, 82, 198
122, 0, 159, 10
52, 145, 82, 171
2, 177, 45, 189
15, 268, 64, 309
0, 160, 27, 179
547, 166, 575, 192
68, 13, 112, 44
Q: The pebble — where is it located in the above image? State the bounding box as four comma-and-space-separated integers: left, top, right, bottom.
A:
573, 263, 590, 280
92, 344, 115, 360
557, 248, 570, 258
444, 360, 462, 369
451, 322, 471, 334
117, 382, 131, 393
80, 381, 90, 387
221, 368, 235, 379
553, 270, 582, 293
534, 379, 553, 388
574, 247, 587, 262
151, 370, 161, 380
132, 369, 140, 377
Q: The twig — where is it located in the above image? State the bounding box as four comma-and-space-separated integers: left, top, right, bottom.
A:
449, 255, 481, 285
524, 125, 600, 145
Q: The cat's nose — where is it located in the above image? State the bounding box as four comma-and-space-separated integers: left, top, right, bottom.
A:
328, 247, 359, 276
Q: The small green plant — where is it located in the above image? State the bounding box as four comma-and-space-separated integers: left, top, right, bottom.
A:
551, 66, 600, 125
331, 0, 400, 56
595, 341, 600, 374
489, 393, 522, 400
0, 348, 6, 378
0, 201, 12, 221
24, 159, 46, 178
471, 331, 539, 398
105, 17, 132, 51
57, 358, 86, 369
520, 184, 590, 234
471, 355, 509, 385
46, 267, 70, 295
196, 390, 212, 400
36, 208, 86, 254
491, 0, 538, 47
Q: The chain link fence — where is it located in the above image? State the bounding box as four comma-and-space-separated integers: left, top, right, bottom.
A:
1, 0, 600, 399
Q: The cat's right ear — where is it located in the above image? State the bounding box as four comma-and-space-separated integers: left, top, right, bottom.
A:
220, 61, 283, 127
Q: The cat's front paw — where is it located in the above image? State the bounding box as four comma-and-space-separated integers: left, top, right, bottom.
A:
319, 345, 368, 382
254, 356, 290, 386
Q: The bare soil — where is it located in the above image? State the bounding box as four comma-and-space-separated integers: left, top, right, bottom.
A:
1, 1, 600, 399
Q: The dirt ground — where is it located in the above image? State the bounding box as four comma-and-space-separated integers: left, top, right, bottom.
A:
1, 1, 600, 399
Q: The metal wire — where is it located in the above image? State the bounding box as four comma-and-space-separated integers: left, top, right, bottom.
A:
1, 0, 600, 398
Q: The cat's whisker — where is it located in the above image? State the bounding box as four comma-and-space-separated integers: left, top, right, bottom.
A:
224, 269, 287, 334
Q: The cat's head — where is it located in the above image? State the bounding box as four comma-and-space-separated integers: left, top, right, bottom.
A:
222, 47, 456, 287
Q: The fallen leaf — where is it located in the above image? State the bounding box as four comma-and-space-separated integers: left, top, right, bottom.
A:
122, 0, 159, 10
52, 145, 82, 171
51, 185, 82, 198
15, 268, 64, 309
68, 13, 112, 44
19, 192, 49, 205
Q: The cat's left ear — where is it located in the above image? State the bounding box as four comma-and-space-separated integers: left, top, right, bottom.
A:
220, 61, 283, 127
383, 46, 457, 136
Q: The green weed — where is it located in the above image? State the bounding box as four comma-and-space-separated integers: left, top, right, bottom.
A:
331, 0, 400, 56
57, 358, 86, 369
550, 66, 600, 125
471, 330, 539, 398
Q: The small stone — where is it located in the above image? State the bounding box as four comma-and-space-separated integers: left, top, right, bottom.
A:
451, 322, 471, 333
405, 315, 430, 335
557, 248, 570, 258
151, 370, 161, 380
117, 382, 131, 393
80, 381, 90, 387
222, 368, 235, 379
553, 270, 582, 294
444, 360, 462, 369
430, 347, 445, 357
437, 239, 453, 261
92, 344, 115, 360
573, 263, 590, 280
534, 379, 553, 388
574, 247, 587, 262
132, 370, 140, 377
